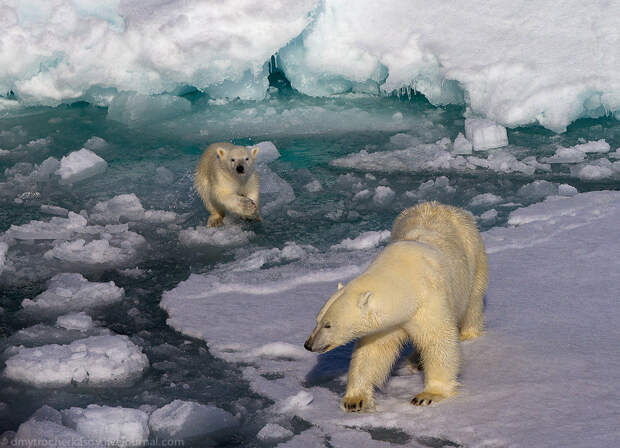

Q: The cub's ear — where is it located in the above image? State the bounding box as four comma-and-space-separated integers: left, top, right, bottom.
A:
216, 148, 226, 159
251, 146, 260, 158
337, 282, 344, 290
357, 291, 373, 311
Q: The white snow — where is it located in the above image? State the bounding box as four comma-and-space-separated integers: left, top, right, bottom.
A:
149, 400, 237, 439
55, 149, 107, 184
4, 335, 148, 387
56, 312, 94, 332
62, 405, 149, 446
21, 273, 124, 317
464, 118, 508, 151
331, 230, 390, 251
161, 190, 620, 447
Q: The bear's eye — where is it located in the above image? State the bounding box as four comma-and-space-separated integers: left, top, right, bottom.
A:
245, 157, 249, 161
231, 158, 235, 162
324, 323, 331, 329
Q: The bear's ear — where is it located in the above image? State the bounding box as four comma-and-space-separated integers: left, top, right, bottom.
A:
357, 291, 373, 311
251, 146, 260, 158
216, 148, 226, 159
337, 282, 344, 290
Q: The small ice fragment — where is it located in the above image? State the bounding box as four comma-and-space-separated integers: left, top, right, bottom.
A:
453, 132, 473, 154
149, 400, 237, 439
517, 180, 558, 201
558, 184, 578, 196
465, 118, 508, 151
304, 180, 322, 192
470, 193, 502, 207
55, 149, 107, 184
62, 405, 149, 446
90, 194, 145, 223
179, 225, 254, 248
332, 230, 390, 251
479, 209, 498, 223
253, 141, 280, 164
280, 391, 314, 413
56, 312, 94, 331
257, 424, 293, 442
373, 186, 395, 205
40, 205, 69, 217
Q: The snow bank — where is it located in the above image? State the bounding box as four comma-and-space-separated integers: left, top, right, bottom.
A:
3, 1, 618, 130
149, 400, 237, 439
55, 149, 107, 184
62, 405, 149, 446
161, 190, 620, 447
21, 273, 123, 317
4, 335, 148, 387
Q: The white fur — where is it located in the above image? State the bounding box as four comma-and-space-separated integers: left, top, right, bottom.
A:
194, 142, 261, 227
306, 202, 488, 411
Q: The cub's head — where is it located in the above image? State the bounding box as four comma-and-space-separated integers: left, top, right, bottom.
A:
216, 145, 259, 177
304, 282, 378, 353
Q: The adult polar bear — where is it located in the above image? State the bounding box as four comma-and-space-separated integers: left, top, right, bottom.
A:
195, 142, 261, 227
305, 202, 488, 411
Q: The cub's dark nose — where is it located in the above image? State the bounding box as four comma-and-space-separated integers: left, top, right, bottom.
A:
236, 165, 244, 174
304, 338, 313, 352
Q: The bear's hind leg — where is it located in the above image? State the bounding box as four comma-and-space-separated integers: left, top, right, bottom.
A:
460, 254, 488, 341
342, 328, 407, 412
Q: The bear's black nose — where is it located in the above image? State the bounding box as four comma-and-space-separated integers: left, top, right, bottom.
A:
236, 165, 244, 174
304, 339, 313, 351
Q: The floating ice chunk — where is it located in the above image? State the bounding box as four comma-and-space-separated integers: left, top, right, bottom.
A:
4, 335, 148, 387
452, 132, 473, 154
40, 205, 69, 217
468, 150, 535, 175
0, 149, 10, 156
353, 189, 372, 201
62, 405, 149, 446
479, 208, 498, 224
558, 184, 578, 196
155, 166, 175, 185
8, 323, 110, 348
32, 405, 62, 425
571, 139, 611, 154
55, 149, 107, 184
280, 391, 314, 413
5, 212, 87, 241
304, 180, 323, 192
107, 93, 191, 125
572, 160, 614, 180
179, 225, 254, 248
465, 118, 508, 151
257, 164, 295, 215
44, 237, 144, 267
143, 210, 177, 224
35, 157, 61, 181
541, 146, 586, 164
83, 136, 108, 152
257, 423, 293, 442
14, 420, 97, 448
149, 400, 237, 439
518, 180, 558, 201
332, 230, 390, 251
373, 186, 395, 206
470, 193, 502, 207
0, 242, 7, 274
233, 243, 309, 271
254, 141, 281, 164
56, 312, 94, 331
90, 194, 145, 223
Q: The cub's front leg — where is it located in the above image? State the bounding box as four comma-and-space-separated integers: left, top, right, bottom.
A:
216, 191, 259, 220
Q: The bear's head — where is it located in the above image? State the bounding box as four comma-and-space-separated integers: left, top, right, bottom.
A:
216, 145, 259, 178
304, 282, 381, 353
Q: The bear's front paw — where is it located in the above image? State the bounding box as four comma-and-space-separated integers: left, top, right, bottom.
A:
239, 197, 258, 217
341, 394, 374, 413
207, 214, 224, 227
411, 391, 446, 406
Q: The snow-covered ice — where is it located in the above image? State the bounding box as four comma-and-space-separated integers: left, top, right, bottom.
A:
62, 405, 149, 446
149, 400, 237, 439
161, 190, 620, 447
178, 224, 255, 248
21, 273, 123, 317
4, 335, 148, 387
256, 423, 294, 442
55, 149, 107, 184
56, 312, 94, 332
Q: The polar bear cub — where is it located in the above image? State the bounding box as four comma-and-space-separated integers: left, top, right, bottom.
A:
194, 142, 261, 227
304, 202, 488, 411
